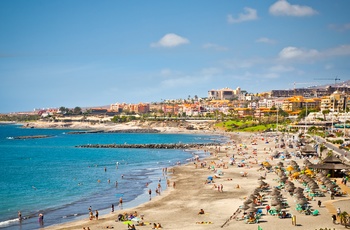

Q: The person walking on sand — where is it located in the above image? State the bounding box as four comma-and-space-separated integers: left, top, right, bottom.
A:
149, 188, 152, 200
266, 204, 270, 215
318, 200, 321, 208
111, 204, 114, 212
332, 214, 337, 224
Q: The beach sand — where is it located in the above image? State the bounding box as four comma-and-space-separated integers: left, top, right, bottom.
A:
41, 127, 350, 230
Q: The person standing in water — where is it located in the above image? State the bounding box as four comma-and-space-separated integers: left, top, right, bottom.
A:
119, 197, 123, 209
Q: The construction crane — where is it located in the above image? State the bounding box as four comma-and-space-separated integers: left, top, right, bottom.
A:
314, 76, 341, 85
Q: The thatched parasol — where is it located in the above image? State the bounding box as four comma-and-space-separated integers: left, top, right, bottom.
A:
244, 199, 253, 205
297, 198, 308, 205
247, 207, 257, 213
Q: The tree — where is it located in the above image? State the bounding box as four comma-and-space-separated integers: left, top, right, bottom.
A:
59, 106, 67, 114
322, 109, 330, 120
73, 106, 82, 115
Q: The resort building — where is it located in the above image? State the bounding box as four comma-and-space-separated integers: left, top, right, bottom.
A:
208, 87, 241, 100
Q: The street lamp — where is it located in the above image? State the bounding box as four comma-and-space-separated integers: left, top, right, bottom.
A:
304, 101, 308, 134
276, 106, 279, 132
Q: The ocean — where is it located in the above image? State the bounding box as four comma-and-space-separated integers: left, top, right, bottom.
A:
0, 124, 224, 230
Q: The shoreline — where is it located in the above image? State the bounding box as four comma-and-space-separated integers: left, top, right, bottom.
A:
11, 120, 348, 230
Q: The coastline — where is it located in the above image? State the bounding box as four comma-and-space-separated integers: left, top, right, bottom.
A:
14, 120, 346, 230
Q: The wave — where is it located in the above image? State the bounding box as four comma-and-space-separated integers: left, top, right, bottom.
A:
0, 218, 18, 227
6, 137, 14, 140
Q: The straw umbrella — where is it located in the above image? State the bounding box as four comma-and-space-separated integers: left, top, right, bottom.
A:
244, 199, 253, 205
247, 207, 257, 213
240, 204, 249, 210
297, 198, 308, 205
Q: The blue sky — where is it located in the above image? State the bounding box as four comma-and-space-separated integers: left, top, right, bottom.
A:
1, 0, 350, 113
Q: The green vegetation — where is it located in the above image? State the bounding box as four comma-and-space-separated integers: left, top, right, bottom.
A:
111, 115, 137, 123
0, 114, 40, 122
216, 119, 278, 132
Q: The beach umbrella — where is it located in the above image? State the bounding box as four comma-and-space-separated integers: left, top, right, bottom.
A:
247, 207, 257, 213
286, 165, 294, 171
286, 180, 295, 185
254, 187, 261, 192
253, 190, 260, 196
271, 200, 282, 206
244, 199, 253, 205
280, 176, 288, 182
297, 199, 308, 205
249, 202, 258, 208
326, 183, 336, 189
294, 187, 304, 193
277, 171, 284, 177
207, 176, 213, 181
249, 194, 257, 200
275, 204, 283, 211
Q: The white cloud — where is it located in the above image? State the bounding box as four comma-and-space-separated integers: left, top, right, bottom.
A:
279, 46, 320, 60
328, 23, 350, 32
151, 33, 189, 48
325, 45, 350, 57
160, 68, 172, 76
269, 0, 318, 17
200, 67, 222, 76
222, 58, 266, 70
160, 75, 209, 88
324, 64, 334, 70
278, 44, 350, 61
268, 65, 294, 72
227, 7, 258, 24
262, 72, 280, 79
203, 43, 228, 51
256, 37, 276, 44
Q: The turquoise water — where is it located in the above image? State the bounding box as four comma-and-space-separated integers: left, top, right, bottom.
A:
0, 124, 222, 230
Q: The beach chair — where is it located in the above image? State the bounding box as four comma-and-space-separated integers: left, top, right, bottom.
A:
269, 209, 278, 216
312, 210, 319, 216
295, 205, 303, 213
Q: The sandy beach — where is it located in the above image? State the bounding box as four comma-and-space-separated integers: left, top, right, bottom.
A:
36, 120, 350, 230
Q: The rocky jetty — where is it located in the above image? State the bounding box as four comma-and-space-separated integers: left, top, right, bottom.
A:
67, 129, 160, 134
11, 135, 53, 140
75, 143, 219, 149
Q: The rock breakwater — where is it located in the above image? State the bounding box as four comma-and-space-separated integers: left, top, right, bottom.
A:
75, 143, 219, 149
10, 135, 54, 140
67, 129, 160, 134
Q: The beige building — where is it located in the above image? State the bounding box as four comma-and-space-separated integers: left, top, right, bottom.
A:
208, 87, 241, 100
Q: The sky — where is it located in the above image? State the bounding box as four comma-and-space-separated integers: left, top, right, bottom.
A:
1, 0, 350, 113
